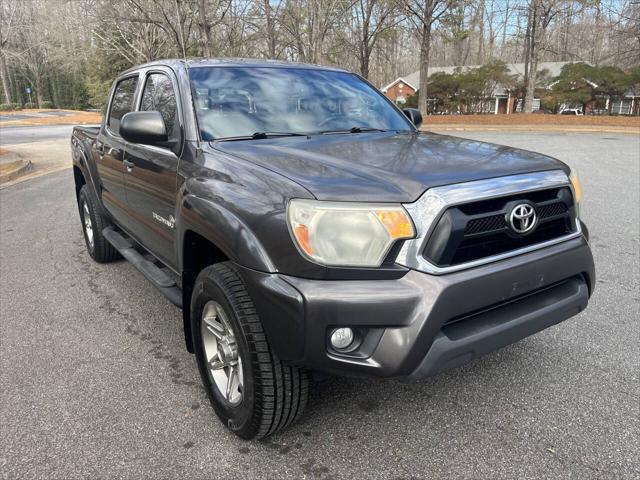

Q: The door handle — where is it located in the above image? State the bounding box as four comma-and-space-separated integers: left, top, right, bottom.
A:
123, 159, 135, 172
96, 141, 105, 156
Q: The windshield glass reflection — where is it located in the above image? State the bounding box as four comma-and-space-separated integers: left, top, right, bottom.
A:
189, 67, 413, 140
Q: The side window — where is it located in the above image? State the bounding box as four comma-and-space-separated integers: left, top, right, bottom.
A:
108, 76, 138, 135
140, 73, 179, 141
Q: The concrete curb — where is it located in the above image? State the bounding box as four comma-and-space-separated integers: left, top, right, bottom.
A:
0, 153, 33, 184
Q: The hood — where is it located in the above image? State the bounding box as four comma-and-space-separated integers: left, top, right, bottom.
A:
212, 131, 568, 202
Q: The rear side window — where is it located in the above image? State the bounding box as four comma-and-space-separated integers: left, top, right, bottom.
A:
140, 73, 179, 141
108, 76, 138, 135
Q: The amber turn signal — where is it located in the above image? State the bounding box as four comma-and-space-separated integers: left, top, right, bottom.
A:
376, 210, 414, 239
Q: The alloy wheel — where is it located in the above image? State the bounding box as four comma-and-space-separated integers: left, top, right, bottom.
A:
201, 301, 243, 406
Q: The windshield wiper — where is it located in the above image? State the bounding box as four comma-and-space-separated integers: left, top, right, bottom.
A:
318, 127, 387, 135
216, 132, 308, 141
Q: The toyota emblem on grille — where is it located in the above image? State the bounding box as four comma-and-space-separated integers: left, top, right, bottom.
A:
508, 203, 537, 234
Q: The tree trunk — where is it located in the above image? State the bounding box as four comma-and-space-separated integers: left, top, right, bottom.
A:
524, 50, 538, 112
523, 1, 534, 84
523, 1, 539, 113
476, 1, 485, 64
32, 70, 44, 107
501, 0, 509, 52
263, 0, 277, 58
418, 21, 432, 114
360, 46, 370, 79
0, 52, 12, 104
198, 0, 212, 57
311, 0, 322, 64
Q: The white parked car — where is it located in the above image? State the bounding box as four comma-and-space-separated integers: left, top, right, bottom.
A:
559, 107, 584, 115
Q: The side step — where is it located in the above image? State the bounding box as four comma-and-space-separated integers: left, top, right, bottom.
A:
102, 227, 182, 308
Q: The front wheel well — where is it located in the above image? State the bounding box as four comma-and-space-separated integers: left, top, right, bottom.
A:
181, 230, 229, 352
73, 165, 86, 200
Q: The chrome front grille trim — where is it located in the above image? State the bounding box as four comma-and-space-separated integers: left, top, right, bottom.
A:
396, 170, 582, 275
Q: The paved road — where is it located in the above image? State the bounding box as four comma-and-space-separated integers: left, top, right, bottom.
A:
1, 132, 638, 479
0, 125, 74, 145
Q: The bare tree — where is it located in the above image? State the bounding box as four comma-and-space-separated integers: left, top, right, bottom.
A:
0, 0, 21, 103
402, 0, 460, 113
523, 0, 577, 112
1, 0, 637, 111
343, 0, 399, 79
281, 0, 346, 63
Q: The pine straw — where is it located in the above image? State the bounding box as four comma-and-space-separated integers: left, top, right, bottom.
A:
0, 109, 102, 127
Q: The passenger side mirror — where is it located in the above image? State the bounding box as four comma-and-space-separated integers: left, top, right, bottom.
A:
402, 108, 423, 129
120, 111, 168, 145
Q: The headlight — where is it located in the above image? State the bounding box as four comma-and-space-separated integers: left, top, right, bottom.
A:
569, 168, 582, 215
569, 169, 582, 203
287, 199, 415, 267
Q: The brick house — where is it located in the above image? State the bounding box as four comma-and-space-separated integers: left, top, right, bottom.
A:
380, 76, 418, 104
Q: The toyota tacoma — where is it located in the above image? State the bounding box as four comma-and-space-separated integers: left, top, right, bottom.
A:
71, 59, 594, 439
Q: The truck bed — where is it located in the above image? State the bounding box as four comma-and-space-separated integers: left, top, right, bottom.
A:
72, 125, 100, 139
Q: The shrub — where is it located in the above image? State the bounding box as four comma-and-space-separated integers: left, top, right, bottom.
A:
23, 102, 36, 109
12, 103, 22, 110
0, 103, 12, 111
403, 94, 419, 109
40, 101, 54, 109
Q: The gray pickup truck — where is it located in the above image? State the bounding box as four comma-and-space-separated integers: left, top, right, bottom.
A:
71, 58, 594, 439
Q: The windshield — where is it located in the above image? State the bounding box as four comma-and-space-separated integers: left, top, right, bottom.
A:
188, 67, 413, 140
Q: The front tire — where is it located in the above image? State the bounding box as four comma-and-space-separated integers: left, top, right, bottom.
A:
191, 262, 309, 439
78, 185, 119, 263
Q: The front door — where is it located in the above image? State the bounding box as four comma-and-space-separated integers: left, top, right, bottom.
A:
497, 98, 508, 114
96, 74, 139, 225
123, 70, 182, 269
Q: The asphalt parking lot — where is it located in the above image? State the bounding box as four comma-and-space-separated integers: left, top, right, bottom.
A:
1, 131, 638, 479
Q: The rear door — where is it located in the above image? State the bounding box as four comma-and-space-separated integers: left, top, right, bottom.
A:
123, 68, 182, 269
96, 74, 139, 225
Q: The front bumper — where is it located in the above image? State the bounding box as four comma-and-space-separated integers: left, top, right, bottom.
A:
238, 235, 594, 380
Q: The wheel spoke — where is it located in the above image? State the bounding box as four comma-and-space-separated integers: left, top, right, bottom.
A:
226, 366, 237, 399
204, 317, 224, 340
82, 201, 94, 247
208, 351, 224, 370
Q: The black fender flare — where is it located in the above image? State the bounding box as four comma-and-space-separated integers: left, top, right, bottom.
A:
176, 193, 276, 352
72, 140, 105, 215
176, 193, 275, 272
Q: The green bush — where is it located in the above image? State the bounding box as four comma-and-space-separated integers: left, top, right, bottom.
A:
12, 103, 22, 110
0, 103, 12, 111
403, 94, 419, 109
40, 101, 54, 109
23, 102, 36, 109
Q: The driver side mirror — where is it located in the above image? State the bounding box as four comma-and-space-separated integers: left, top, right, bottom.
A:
120, 111, 168, 145
402, 108, 423, 129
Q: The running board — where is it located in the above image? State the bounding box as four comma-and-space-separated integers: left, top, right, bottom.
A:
102, 227, 182, 308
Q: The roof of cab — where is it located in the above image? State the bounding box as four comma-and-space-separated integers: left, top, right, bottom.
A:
121, 58, 348, 75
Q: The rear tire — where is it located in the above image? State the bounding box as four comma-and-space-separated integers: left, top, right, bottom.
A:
78, 185, 119, 263
191, 262, 309, 439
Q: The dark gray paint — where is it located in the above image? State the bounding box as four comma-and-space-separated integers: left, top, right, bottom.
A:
70, 58, 594, 377
214, 131, 568, 202
239, 235, 594, 373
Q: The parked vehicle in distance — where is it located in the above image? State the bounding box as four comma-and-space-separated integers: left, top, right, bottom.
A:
559, 107, 584, 115
71, 59, 595, 439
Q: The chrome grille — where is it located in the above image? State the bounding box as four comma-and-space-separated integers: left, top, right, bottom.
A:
395, 170, 582, 275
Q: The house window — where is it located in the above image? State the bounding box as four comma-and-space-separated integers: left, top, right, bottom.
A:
611, 100, 631, 115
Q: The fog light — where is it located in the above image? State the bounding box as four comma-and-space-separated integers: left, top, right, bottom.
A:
330, 328, 354, 350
